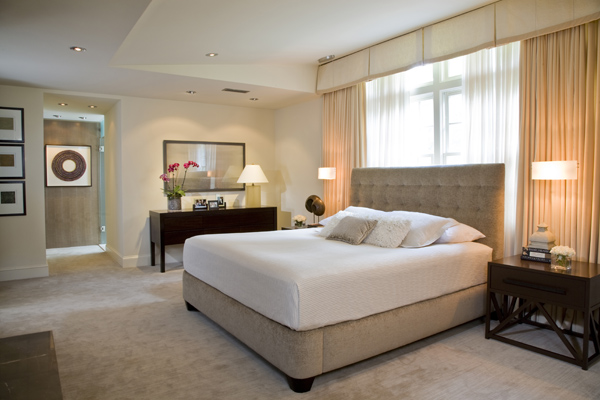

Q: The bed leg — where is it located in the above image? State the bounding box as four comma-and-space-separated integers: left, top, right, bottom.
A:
185, 301, 198, 312
286, 376, 315, 393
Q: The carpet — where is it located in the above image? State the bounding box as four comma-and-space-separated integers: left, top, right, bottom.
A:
0, 246, 599, 399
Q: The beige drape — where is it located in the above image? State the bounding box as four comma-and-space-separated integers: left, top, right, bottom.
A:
322, 83, 367, 216
518, 21, 600, 263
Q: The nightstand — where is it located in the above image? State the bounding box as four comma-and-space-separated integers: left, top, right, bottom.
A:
485, 255, 600, 369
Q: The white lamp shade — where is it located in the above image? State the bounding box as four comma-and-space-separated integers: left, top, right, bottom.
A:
318, 167, 336, 180
532, 161, 577, 180
237, 164, 268, 184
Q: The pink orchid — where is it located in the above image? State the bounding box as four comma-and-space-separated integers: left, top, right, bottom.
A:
160, 160, 199, 199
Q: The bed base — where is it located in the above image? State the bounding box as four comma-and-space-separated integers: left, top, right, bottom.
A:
183, 270, 486, 392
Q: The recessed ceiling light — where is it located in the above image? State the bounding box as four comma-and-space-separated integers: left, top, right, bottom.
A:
205, 53, 218, 57
318, 55, 335, 63
58, 103, 68, 106
70, 46, 86, 52
88, 105, 97, 109
249, 98, 259, 101
186, 90, 196, 95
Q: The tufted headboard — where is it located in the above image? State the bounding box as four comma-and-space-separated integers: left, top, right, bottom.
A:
350, 164, 505, 260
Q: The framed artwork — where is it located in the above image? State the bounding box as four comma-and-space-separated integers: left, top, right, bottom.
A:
0, 144, 25, 178
46, 145, 92, 187
207, 200, 219, 210
0, 181, 26, 216
0, 107, 24, 143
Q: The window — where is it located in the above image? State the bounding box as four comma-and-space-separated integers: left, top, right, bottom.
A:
366, 57, 465, 167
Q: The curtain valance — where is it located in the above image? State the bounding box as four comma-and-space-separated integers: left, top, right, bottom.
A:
316, 0, 600, 95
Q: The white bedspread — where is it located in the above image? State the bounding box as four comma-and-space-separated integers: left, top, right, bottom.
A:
183, 228, 492, 331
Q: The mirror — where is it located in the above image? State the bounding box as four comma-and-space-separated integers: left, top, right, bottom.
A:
163, 140, 245, 193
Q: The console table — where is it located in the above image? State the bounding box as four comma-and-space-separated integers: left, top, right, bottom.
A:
150, 206, 277, 272
485, 255, 600, 369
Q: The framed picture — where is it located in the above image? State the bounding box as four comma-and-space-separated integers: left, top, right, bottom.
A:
194, 199, 207, 209
207, 200, 219, 210
46, 145, 92, 187
0, 107, 24, 143
0, 181, 26, 216
0, 144, 25, 178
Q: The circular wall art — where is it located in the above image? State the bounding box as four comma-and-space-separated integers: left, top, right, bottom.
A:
51, 150, 87, 181
45, 145, 92, 187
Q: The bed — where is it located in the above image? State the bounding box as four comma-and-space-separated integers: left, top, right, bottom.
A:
182, 164, 505, 392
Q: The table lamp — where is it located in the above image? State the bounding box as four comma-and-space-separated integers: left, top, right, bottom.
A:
528, 160, 577, 250
237, 164, 268, 207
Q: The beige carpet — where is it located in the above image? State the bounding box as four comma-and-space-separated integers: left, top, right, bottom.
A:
1, 246, 599, 399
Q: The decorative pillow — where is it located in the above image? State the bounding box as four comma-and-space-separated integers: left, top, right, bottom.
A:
318, 211, 354, 237
326, 216, 378, 245
363, 215, 412, 248
434, 223, 485, 244
389, 211, 458, 248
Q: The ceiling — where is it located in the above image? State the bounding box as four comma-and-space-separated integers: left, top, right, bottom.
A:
0, 0, 494, 116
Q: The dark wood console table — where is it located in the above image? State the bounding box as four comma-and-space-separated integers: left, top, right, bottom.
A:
150, 206, 277, 272
485, 255, 600, 369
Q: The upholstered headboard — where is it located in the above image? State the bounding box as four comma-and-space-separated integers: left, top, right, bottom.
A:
350, 164, 505, 260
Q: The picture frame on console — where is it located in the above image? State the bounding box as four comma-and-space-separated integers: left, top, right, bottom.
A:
207, 200, 219, 210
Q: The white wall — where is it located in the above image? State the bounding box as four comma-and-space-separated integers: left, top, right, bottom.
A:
274, 97, 323, 226
115, 96, 276, 267
0, 85, 48, 281
0, 84, 323, 278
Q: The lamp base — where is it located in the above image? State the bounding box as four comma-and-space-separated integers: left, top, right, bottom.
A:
245, 185, 261, 207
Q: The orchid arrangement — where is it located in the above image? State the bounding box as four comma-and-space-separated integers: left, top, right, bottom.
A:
159, 161, 199, 199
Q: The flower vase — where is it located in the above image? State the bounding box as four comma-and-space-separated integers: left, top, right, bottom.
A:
167, 197, 182, 211
551, 254, 572, 271
294, 221, 305, 228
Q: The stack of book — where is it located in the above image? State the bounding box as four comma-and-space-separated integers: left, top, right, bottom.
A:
521, 247, 551, 263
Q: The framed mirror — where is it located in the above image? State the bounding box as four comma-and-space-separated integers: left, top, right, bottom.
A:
163, 140, 245, 193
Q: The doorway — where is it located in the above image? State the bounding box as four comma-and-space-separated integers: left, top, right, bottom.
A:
44, 119, 104, 248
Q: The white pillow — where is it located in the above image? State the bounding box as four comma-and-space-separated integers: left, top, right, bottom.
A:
389, 211, 458, 248
344, 206, 386, 219
434, 223, 485, 244
318, 211, 354, 237
363, 215, 411, 248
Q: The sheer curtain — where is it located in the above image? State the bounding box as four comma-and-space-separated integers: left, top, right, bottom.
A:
462, 42, 521, 256
365, 73, 410, 167
322, 83, 367, 216
518, 21, 600, 263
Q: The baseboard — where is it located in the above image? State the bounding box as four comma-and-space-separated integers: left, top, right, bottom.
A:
0, 264, 49, 281
104, 244, 179, 269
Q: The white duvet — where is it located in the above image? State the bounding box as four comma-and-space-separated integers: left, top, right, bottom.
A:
183, 228, 492, 331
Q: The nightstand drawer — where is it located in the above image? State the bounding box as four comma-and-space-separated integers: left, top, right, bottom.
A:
489, 266, 586, 309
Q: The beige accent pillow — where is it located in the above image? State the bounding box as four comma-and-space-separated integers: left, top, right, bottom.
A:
363, 215, 411, 248
318, 211, 354, 237
326, 216, 378, 245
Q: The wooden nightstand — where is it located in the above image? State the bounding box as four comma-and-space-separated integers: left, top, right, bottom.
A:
485, 255, 600, 369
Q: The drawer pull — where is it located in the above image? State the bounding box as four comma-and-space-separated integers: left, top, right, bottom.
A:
503, 278, 566, 295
